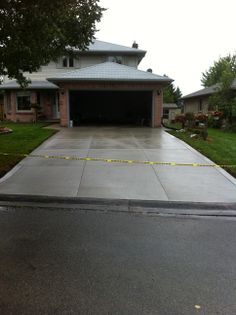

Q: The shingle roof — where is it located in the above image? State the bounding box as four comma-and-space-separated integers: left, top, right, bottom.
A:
182, 78, 236, 99
75, 40, 146, 56
0, 80, 59, 90
48, 62, 172, 83
163, 103, 178, 109
181, 85, 219, 99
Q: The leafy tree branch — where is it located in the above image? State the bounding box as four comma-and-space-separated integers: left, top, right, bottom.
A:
0, 0, 104, 85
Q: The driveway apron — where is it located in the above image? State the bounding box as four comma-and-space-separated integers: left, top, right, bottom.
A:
0, 127, 236, 202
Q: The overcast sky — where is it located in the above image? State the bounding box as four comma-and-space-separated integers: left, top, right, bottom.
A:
96, 0, 236, 95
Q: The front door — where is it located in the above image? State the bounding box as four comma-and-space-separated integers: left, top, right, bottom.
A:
0, 102, 4, 121
52, 92, 60, 119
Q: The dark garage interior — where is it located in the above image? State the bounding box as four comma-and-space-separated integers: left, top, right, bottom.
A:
69, 90, 152, 126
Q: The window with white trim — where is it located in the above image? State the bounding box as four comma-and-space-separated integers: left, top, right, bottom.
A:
163, 109, 169, 119
62, 56, 74, 68
17, 91, 31, 111
62, 57, 68, 67
69, 57, 74, 67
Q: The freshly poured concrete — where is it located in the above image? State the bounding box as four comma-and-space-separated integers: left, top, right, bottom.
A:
1, 126, 236, 202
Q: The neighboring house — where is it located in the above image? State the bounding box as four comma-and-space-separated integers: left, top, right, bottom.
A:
162, 103, 181, 121
0, 40, 172, 127
182, 85, 218, 114
182, 79, 236, 114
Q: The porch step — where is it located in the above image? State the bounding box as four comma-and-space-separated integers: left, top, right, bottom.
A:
39, 119, 60, 123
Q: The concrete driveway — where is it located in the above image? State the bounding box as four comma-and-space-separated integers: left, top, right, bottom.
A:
1, 126, 236, 202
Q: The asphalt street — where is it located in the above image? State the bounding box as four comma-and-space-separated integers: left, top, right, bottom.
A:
0, 203, 236, 314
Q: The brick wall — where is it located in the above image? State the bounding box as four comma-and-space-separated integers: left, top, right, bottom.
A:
153, 89, 163, 127
4, 91, 55, 122
42, 93, 53, 119
3, 83, 165, 127
59, 89, 68, 127
60, 82, 163, 91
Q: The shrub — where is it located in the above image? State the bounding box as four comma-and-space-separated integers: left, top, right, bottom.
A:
185, 112, 195, 121
175, 114, 186, 128
207, 111, 224, 128
175, 112, 209, 140
195, 112, 208, 123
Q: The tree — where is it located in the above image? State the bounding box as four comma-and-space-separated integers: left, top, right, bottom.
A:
175, 87, 182, 105
201, 54, 236, 87
201, 54, 236, 123
208, 67, 236, 123
0, 0, 104, 85
163, 82, 182, 105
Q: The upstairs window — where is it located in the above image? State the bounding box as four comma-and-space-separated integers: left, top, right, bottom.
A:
108, 56, 123, 64
62, 57, 68, 67
69, 57, 74, 67
62, 57, 74, 68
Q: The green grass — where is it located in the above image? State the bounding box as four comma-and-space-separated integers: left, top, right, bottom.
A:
0, 123, 57, 177
163, 121, 183, 129
168, 128, 236, 178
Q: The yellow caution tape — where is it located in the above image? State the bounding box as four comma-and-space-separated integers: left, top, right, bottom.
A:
0, 152, 236, 168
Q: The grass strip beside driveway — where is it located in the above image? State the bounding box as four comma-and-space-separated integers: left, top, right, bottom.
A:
168, 128, 236, 178
0, 123, 57, 178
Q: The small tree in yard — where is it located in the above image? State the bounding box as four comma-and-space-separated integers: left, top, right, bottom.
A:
0, 0, 104, 86
201, 54, 236, 124
175, 112, 194, 129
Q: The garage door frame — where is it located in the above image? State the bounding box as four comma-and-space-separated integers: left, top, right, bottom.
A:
57, 81, 163, 128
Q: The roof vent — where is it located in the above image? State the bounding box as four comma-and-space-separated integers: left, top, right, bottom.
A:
147, 68, 152, 73
132, 41, 138, 49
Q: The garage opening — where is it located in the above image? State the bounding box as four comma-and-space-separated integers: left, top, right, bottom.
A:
69, 90, 152, 126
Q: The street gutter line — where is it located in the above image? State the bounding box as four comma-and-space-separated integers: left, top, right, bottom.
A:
1, 201, 236, 218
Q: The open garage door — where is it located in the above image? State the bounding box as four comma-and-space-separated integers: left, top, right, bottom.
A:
69, 90, 152, 126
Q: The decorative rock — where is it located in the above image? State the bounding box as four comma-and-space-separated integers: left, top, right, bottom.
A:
0, 127, 13, 135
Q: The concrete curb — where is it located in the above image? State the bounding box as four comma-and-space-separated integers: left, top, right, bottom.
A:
0, 194, 236, 216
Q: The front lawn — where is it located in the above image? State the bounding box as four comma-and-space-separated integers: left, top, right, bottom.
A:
168, 128, 236, 178
0, 123, 56, 178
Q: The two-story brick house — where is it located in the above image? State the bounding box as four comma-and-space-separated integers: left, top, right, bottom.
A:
0, 40, 172, 127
